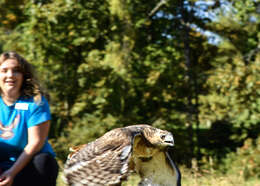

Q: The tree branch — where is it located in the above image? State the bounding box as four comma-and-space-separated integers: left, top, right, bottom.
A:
149, 0, 168, 17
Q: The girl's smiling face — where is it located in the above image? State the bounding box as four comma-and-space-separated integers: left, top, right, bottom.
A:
0, 59, 24, 100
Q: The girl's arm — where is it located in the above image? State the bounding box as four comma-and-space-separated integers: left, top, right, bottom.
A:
0, 121, 50, 186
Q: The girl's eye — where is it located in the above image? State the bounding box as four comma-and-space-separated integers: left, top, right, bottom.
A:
0, 68, 22, 74
0, 69, 7, 73
13, 68, 22, 73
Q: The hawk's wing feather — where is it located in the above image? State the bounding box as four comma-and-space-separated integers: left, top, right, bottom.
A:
64, 128, 136, 186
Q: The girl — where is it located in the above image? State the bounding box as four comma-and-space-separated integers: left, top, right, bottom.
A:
0, 51, 58, 186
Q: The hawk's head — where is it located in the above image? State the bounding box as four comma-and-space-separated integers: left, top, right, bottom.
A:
142, 126, 174, 148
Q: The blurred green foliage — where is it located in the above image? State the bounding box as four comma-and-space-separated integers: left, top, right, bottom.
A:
0, 0, 259, 178
222, 137, 260, 180
199, 0, 260, 142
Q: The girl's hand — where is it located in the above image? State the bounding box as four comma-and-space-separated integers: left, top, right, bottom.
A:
0, 169, 14, 186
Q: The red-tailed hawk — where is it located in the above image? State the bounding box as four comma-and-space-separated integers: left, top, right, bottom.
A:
63, 124, 181, 186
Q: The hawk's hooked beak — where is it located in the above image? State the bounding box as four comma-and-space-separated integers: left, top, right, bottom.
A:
161, 133, 174, 146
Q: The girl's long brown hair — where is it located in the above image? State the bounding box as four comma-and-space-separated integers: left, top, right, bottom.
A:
0, 51, 48, 103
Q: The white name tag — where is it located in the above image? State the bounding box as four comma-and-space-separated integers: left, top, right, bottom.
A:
15, 103, 29, 110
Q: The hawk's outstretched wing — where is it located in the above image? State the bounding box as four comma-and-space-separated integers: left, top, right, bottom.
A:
64, 127, 134, 185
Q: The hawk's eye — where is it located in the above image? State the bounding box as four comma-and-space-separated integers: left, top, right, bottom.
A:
160, 135, 166, 140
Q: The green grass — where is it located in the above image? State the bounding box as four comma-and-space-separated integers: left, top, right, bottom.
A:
57, 171, 66, 186
181, 167, 260, 186
57, 168, 260, 186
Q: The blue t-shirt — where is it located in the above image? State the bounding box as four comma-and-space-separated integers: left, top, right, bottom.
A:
0, 96, 55, 169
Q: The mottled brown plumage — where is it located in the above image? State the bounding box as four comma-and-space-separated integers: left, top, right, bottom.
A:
63, 124, 181, 186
